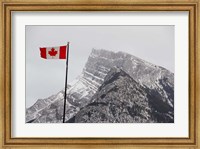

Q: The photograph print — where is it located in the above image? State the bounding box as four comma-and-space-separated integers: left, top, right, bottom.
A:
25, 26, 174, 123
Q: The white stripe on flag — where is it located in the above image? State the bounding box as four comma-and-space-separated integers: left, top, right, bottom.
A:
46, 47, 60, 59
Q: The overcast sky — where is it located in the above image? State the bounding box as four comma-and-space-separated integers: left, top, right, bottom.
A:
26, 25, 174, 108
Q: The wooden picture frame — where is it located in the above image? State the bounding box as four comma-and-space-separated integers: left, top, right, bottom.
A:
0, 0, 199, 148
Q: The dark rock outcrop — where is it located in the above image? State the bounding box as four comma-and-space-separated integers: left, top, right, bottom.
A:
73, 68, 173, 123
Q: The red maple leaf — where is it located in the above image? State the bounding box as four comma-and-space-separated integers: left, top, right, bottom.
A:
48, 48, 58, 56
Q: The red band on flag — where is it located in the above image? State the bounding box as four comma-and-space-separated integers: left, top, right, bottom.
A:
59, 46, 67, 59
40, 48, 47, 59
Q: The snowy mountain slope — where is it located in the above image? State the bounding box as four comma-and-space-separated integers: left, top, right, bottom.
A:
69, 68, 173, 123
89, 49, 174, 107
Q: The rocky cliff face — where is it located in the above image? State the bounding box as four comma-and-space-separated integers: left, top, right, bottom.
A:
69, 68, 173, 123
88, 49, 174, 107
26, 49, 174, 123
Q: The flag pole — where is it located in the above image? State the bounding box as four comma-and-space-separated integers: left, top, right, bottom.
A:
62, 42, 70, 123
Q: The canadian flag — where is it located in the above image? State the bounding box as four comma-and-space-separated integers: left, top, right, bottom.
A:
40, 45, 67, 59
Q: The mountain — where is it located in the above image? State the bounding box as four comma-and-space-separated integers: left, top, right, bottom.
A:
71, 68, 173, 123
88, 49, 174, 107
26, 49, 174, 123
